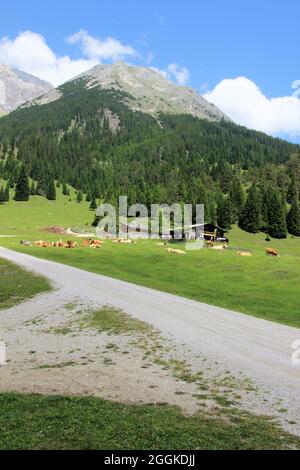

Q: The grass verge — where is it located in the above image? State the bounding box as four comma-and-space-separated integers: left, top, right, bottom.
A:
0, 393, 299, 450
0, 257, 51, 309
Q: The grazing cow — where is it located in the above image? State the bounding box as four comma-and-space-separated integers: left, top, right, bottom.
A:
266, 248, 280, 258
167, 248, 186, 255
238, 251, 252, 257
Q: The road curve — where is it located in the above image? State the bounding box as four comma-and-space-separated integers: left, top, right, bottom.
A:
1, 247, 300, 428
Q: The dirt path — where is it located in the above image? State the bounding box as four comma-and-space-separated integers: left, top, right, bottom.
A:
0, 247, 300, 434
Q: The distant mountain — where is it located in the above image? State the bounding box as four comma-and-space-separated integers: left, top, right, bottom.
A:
0, 64, 53, 112
27, 62, 229, 122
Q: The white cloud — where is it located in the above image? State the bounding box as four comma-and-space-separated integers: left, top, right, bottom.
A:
167, 63, 190, 86
0, 31, 97, 86
150, 63, 190, 86
66, 30, 137, 61
0, 30, 190, 90
0, 30, 138, 86
204, 76, 300, 138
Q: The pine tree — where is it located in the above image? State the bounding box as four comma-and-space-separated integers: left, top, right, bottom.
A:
287, 196, 300, 236
266, 188, 287, 239
76, 190, 83, 203
89, 197, 97, 210
14, 165, 30, 201
217, 195, 231, 230
239, 185, 262, 233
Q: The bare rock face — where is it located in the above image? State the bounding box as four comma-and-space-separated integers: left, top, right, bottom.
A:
79, 62, 230, 121
0, 65, 53, 112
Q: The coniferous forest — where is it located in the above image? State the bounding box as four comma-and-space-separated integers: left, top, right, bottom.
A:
0, 78, 300, 238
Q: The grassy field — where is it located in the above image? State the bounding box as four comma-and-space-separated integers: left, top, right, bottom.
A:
0, 257, 51, 309
0, 393, 299, 450
1, 189, 300, 327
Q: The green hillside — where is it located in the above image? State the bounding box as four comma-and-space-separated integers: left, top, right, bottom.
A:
0, 77, 298, 205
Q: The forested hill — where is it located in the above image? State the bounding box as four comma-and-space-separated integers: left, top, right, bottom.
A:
0, 76, 300, 239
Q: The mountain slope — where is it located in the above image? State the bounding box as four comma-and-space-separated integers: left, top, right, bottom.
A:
0, 65, 53, 112
27, 62, 229, 122
0, 70, 299, 213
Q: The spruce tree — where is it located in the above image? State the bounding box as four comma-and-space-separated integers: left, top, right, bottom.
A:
4, 181, 10, 202
287, 196, 300, 236
14, 165, 30, 201
266, 189, 287, 239
89, 197, 97, 211
46, 180, 56, 201
0, 186, 5, 204
229, 178, 245, 223
239, 185, 262, 233
76, 190, 83, 203
287, 177, 298, 204
62, 183, 68, 196
217, 195, 231, 230
36, 181, 45, 197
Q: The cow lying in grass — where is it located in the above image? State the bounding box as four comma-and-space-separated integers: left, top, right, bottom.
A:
32, 240, 78, 249
81, 239, 103, 248
237, 251, 252, 257
167, 248, 186, 255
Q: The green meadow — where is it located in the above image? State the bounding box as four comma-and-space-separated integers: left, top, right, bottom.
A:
0, 187, 300, 327
0, 393, 299, 450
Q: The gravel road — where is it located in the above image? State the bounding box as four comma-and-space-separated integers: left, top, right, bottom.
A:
1, 247, 300, 433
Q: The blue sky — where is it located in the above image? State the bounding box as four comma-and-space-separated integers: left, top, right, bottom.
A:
1, 0, 300, 141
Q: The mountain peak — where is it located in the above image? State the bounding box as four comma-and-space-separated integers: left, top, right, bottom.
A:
0, 65, 53, 112
73, 62, 230, 121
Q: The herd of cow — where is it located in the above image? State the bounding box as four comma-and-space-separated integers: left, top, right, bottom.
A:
20, 239, 104, 249
20, 239, 280, 258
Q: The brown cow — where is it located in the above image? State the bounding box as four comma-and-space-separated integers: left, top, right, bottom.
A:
65, 240, 77, 249
266, 248, 280, 258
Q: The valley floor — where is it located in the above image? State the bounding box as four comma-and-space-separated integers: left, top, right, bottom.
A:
0, 246, 300, 445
